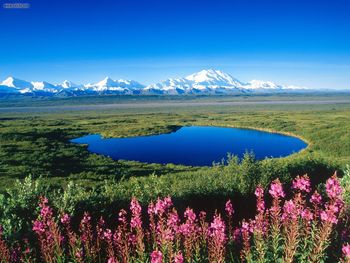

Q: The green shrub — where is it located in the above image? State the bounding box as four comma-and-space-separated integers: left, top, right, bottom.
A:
341, 164, 350, 205
0, 176, 46, 240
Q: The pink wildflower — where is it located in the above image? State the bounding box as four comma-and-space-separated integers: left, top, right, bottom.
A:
148, 202, 155, 215
81, 212, 91, 225
325, 175, 342, 199
232, 227, 241, 242
184, 208, 196, 223
241, 221, 252, 233
32, 220, 45, 234
118, 209, 127, 224
174, 251, 184, 263
60, 213, 70, 225
225, 199, 234, 217
75, 250, 83, 259
300, 208, 313, 222
269, 179, 285, 199
180, 208, 197, 237
167, 210, 180, 232
255, 185, 265, 213
310, 191, 322, 205
103, 229, 113, 241
163, 196, 173, 209
320, 207, 338, 224
208, 214, 226, 263
130, 197, 142, 215
154, 199, 165, 215
343, 243, 350, 258
208, 215, 226, 242
282, 200, 298, 221
150, 250, 163, 263
255, 185, 264, 198
130, 198, 142, 229
292, 175, 311, 193
108, 258, 117, 263
152, 196, 173, 215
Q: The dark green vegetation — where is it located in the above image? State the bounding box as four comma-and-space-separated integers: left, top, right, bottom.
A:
0, 94, 349, 239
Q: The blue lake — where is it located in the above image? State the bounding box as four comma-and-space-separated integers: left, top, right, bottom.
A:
71, 126, 307, 166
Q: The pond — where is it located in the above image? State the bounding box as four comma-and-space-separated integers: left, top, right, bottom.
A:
71, 126, 307, 166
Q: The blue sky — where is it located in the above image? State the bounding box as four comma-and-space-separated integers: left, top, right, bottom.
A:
0, 0, 350, 89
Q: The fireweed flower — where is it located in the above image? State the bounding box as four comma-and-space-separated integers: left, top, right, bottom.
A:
225, 199, 234, 217
282, 200, 298, 221
232, 227, 242, 243
208, 215, 226, 241
310, 191, 322, 206
60, 213, 70, 226
103, 229, 113, 242
208, 214, 226, 263
180, 208, 197, 236
301, 208, 314, 223
343, 244, 350, 258
163, 196, 173, 209
167, 210, 180, 233
153, 196, 173, 216
81, 212, 91, 225
240, 220, 252, 262
292, 175, 311, 193
118, 209, 127, 224
326, 175, 343, 199
150, 250, 163, 263
320, 205, 339, 224
174, 251, 184, 263
184, 208, 196, 224
33, 197, 64, 261
108, 257, 117, 263
130, 198, 142, 229
97, 217, 106, 240
255, 185, 264, 198
269, 179, 285, 199
32, 220, 45, 234
255, 185, 265, 213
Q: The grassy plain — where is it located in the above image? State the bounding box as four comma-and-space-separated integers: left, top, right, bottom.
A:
0, 94, 349, 205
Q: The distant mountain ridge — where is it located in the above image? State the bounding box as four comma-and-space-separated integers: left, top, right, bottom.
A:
0, 69, 310, 96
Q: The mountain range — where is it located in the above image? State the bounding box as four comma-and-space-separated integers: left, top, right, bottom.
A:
0, 69, 310, 96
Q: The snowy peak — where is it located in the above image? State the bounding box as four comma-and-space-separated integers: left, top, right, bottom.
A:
185, 69, 243, 87
87, 77, 145, 92
245, 80, 282, 90
31, 81, 58, 91
95, 77, 116, 88
145, 69, 245, 94
61, 80, 82, 89
1, 77, 33, 89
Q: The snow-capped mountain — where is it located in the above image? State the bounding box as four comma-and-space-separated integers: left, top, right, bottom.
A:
31, 81, 60, 93
144, 69, 246, 94
0, 69, 310, 96
1, 77, 33, 90
85, 77, 145, 94
143, 69, 299, 94
60, 80, 83, 89
186, 69, 245, 88
245, 80, 283, 90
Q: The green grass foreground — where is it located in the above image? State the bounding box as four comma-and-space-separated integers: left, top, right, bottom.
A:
0, 95, 349, 210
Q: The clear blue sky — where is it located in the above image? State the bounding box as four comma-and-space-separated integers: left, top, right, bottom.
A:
0, 0, 349, 89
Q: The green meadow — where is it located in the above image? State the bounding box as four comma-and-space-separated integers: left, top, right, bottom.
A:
0, 95, 349, 202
